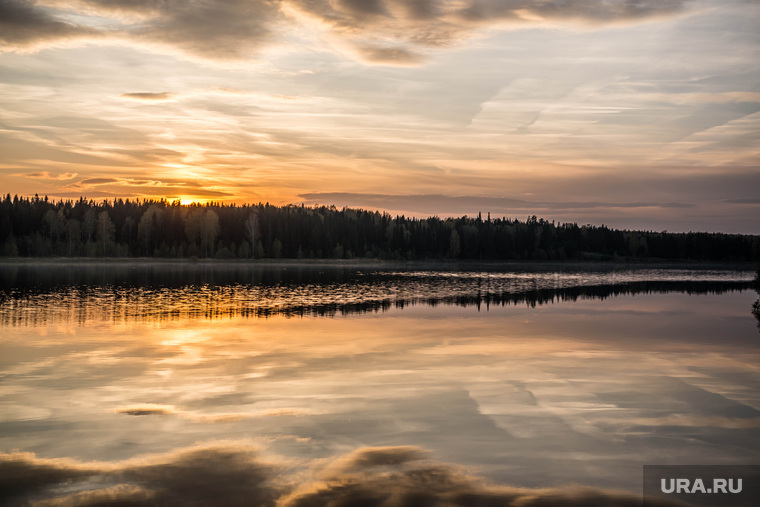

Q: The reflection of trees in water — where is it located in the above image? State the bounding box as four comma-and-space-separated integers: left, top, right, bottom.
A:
0, 270, 753, 326
1, 262, 755, 290
753, 264, 760, 331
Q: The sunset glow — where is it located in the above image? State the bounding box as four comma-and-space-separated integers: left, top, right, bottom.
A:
2, 274, 758, 500
0, 0, 758, 232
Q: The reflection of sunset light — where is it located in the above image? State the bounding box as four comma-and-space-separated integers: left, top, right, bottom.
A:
160, 328, 210, 346
3, 287, 759, 498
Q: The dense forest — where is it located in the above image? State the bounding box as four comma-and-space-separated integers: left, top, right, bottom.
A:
0, 194, 758, 262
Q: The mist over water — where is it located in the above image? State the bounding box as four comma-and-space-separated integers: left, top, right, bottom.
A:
0, 264, 758, 506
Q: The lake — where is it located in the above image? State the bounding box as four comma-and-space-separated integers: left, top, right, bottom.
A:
1, 262, 758, 506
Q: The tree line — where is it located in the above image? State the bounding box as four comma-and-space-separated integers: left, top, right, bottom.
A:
0, 194, 758, 262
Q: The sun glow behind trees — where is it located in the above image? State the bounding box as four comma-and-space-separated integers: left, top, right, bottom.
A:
1, 195, 757, 262
0, 1, 758, 234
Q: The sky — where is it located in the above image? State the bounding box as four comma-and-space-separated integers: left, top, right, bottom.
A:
0, 0, 759, 233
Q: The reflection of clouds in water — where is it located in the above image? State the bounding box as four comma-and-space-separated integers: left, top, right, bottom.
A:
623, 414, 760, 430
0, 442, 281, 507
0, 443, 683, 507
1, 291, 758, 495
114, 404, 314, 423
115, 404, 176, 416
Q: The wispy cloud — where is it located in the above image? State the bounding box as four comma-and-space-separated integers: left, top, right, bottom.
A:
458, 0, 692, 23
63, 176, 234, 199
120, 91, 176, 101
723, 197, 760, 204
354, 44, 426, 65
300, 192, 694, 217
14, 171, 77, 180
80, 177, 118, 184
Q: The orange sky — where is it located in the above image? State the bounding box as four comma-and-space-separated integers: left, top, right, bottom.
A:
1, 0, 759, 232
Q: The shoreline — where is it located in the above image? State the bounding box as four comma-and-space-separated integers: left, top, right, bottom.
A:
0, 257, 755, 271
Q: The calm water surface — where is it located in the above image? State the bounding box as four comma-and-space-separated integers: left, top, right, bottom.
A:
1, 263, 758, 506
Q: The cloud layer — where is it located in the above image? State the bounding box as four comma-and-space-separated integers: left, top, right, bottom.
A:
1, 0, 757, 233
1, 0, 697, 63
0, 0, 98, 51
0, 444, 684, 507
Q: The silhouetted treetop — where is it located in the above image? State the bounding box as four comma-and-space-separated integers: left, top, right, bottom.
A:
0, 194, 757, 262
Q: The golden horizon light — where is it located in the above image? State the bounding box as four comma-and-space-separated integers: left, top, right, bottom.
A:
0, 0, 758, 233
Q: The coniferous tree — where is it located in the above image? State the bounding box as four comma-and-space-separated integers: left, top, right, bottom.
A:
245, 212, 259, 258
97, 211, 115, 256
0, 194, 757, 262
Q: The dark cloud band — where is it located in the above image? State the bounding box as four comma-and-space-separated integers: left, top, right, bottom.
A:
0, 0, 697, 64
0, 444, 684, 507
0, 0, 97, 48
